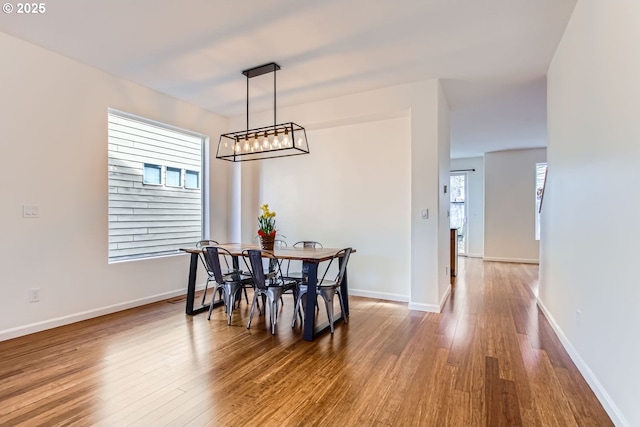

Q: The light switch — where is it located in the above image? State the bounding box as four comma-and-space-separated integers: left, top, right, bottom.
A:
421, 209, 429, 219
23, 205, 39, 218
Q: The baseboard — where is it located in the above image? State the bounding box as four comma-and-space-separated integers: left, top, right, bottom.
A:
0, 285, 204, 342
349, 289, 409, 302
536, 298, 629, 427
351, 286, 450, 313
465, 253, 483, 258
483, 256, 539, 264
439, 285, 451, 310
407, 301, 441, 313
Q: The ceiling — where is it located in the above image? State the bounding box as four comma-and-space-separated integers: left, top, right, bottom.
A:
0, 0, 576, 159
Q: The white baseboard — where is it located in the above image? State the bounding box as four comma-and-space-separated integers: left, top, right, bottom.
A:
351, 287, 450, 314
483, 256, 539, 264
536, 298, 629, 427
349, 288, 409, 302
0, 285, 204, 342
408, 301, 441, 313
439, 285, 451, 310
465, 253, 483, 258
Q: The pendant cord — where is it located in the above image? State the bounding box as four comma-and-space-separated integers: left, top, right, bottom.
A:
246, 75, 249, 132
273, 67, 277, 128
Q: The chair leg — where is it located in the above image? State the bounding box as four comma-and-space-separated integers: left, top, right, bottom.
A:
319, 289, 335, 334
292, 290, 305, 328
270, 297, 278, 335
261, 294, 267, 316
227, 292, 236, 326
207, 286, 219, 321
337, 290, 348, 324
247, 292, 259, 329
201, 278, 211, 305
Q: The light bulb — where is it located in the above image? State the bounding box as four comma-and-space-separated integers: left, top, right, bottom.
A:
283, 134, 290, 146
297, 137, 303, 147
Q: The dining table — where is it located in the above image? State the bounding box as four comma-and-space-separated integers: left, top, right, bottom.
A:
179, 243, 353, 341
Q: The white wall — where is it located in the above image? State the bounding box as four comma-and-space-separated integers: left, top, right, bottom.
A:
0, 33, 231, 340
450, 157, 484, 258
484, 148, 546, 263
542, 1, 640, 425
229, 80, 451, 310
257, 118, 411, 301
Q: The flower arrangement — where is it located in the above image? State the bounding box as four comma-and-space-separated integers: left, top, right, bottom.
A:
257, 203, 277, 237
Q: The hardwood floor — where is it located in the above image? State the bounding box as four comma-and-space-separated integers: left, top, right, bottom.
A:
0, 258, 612, 426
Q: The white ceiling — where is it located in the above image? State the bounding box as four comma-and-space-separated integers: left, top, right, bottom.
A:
0, 0, 576, 159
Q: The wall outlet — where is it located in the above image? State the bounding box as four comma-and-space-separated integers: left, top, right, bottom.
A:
576, 309, 582, 326
23, 205, 40, 218
445, 266, 449, 276
29, 288, 40, 303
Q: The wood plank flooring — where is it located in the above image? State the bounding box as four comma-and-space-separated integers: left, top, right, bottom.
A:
0, 258, 613, 426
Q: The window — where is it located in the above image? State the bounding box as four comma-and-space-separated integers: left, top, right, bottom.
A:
449, 173, 467, 255
108, 109, 205, 262
535, 162, 547, 240
185, 170, 200, 189
166, 167, 182, 187
143, 163, 162, 185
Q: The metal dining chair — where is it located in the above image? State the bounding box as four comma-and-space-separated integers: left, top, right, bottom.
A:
202, 246, 253, 325
196, 240, 221, 304
291, 247, 352, 333
243, 249, 299, 334
239, 238, 288, 307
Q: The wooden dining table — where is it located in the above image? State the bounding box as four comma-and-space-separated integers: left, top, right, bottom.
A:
180, 243, 353, 341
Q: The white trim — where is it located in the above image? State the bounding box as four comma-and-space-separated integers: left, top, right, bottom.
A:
483, 256, 539, 264
349, 289, 409, 302
0, 284, 205, 342
536, 298, 629, 427
439, 285, 452, 310
408, 301, 441, 313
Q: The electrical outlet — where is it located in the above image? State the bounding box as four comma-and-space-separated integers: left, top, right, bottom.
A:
576, 310, 581, 326
29, 288, 40, 303
445, 266, 449, 276
23, 205, 40, 218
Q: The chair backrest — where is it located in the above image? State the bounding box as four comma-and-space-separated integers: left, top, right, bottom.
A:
196, 239, 219, 248
243, 249, 282, 290
274, 239, 288, 248
318, 248, 353, 288
293, 241, 323, 248
203, 246, 234, 284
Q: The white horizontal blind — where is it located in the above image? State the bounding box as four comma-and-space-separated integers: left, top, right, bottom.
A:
108, 111, 204, 261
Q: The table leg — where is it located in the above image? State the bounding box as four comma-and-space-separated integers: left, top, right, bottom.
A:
186, 252, 199, 315
303, 262, 318, 341
185, 252, 220, 315
339, 256, 349, 316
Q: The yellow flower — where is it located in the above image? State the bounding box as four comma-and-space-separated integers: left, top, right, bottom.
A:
258, 203, 277, 236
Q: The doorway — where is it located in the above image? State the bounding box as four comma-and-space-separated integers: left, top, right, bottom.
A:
450, 173, 467, 255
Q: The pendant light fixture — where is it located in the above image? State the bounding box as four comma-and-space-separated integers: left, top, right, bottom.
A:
216, 62, 310, 162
